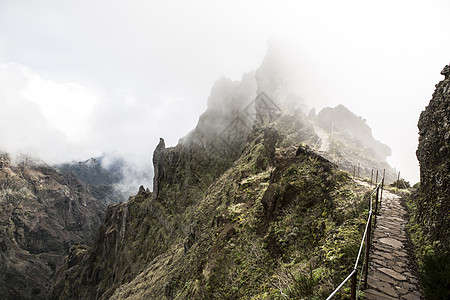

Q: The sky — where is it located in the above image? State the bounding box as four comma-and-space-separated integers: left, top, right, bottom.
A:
0, 0, 449, 184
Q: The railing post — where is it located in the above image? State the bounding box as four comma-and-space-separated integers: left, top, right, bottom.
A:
375, 186, 380, 217
364, 213, 372, 289
370, 169, 373, 188
397, 171, 400, 191
326, 167, 387, 299
351, 271, 357, 300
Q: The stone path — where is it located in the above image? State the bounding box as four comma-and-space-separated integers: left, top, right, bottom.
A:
364, 189, 422, 300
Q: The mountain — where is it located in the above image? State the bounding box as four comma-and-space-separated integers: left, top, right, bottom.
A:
0, 154, 106, 300
56, 157, 126, 204
51, 48, 396, 299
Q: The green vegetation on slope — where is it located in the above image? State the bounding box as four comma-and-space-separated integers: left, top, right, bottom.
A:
109, 124, 373, 300
406, 189, 450, 300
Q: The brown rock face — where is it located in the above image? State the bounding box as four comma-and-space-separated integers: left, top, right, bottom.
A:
0, 154, 106, 299
416, 64, 450, 250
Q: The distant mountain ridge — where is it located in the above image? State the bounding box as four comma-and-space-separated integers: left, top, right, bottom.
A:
56, 156, 126, 204
0, 153, 106, 299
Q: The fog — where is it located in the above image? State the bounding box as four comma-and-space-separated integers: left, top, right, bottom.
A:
1, 0, 449, 185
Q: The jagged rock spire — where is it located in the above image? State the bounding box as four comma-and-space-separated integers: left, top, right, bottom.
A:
152, 138, 165, 197
441, 64, 450, 79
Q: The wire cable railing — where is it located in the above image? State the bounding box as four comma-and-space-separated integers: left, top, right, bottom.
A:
326, 169, 385, 300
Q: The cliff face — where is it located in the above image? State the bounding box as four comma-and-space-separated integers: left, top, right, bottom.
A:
416, 64, 450, 249
0, 154, 106, 300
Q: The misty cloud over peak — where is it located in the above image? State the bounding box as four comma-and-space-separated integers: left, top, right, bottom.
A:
1, 0, 450, 182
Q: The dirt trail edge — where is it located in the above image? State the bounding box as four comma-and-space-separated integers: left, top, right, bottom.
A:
364, 189, 422, 299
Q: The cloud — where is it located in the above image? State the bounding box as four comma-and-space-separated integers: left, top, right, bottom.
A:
0, 57, 204, 192
0, 62, 84, 163
0, 59, 199, 162
1, 0, 450, 184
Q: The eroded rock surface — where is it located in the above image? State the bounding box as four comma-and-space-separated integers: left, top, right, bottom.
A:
0, 154, 106, 299
416, 64, 450, 249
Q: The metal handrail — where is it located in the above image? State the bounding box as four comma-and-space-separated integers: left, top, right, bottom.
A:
327, 269, 356, 299
354, 204, 373, 269
326, 172, 384, 300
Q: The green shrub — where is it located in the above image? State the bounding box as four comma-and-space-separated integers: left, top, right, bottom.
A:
389, 178, 411, 189
421, 249, 450, 300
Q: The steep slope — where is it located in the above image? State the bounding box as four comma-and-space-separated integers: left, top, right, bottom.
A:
0, 154, 106, 299
109, 122, 371, 299
52, 113, 371, 299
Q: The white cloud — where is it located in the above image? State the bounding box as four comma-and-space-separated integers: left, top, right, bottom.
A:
0, 62, 84, 163
0, 60, 201, 165
0, 0, 449, 183
20, 66, 99, 143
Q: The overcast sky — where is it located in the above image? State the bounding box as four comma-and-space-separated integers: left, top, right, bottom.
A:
0, 0, 449, 183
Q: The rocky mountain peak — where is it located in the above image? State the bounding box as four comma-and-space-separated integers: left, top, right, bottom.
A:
81, 157, 100, 167
56, 156, 126, 204
317, 104, 391, 161
152, 137, 166, 197
441, 64, 450, 79
0, 153, 10, 169
255, 42, 307, 115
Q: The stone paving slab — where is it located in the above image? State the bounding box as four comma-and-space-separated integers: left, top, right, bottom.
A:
364, 189, 422, 299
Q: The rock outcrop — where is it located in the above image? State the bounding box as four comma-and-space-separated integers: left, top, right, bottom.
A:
152, 138, 165, 198
0, 154, 106, 299
318, 105, 391, 161
315, 105, 396, 182
416, 64, 450, 250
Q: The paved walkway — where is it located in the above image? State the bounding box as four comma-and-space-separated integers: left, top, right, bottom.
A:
364, 189, 422, 300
